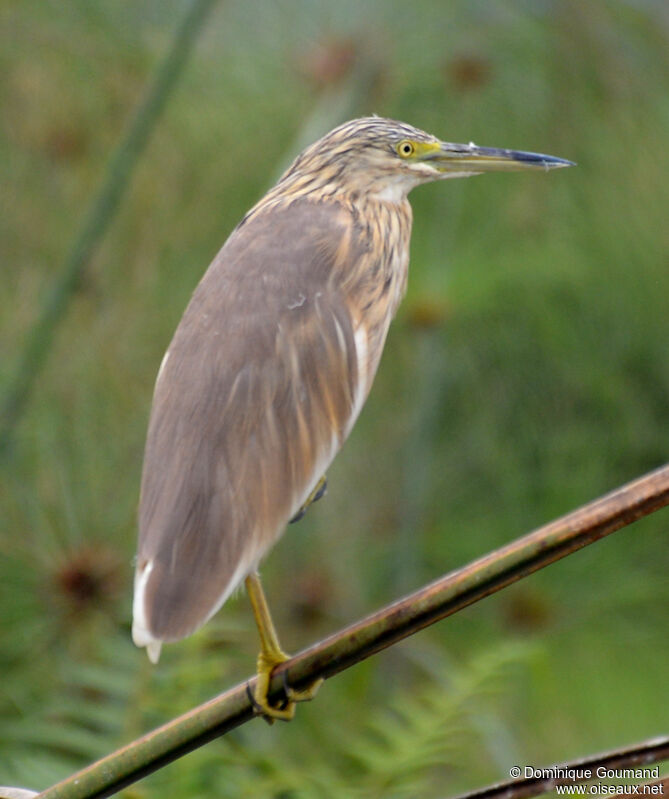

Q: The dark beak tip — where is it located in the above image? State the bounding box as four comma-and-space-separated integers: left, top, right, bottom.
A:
512, 151, 575, 169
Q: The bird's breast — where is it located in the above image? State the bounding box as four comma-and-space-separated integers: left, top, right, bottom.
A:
343, 196, 412, 385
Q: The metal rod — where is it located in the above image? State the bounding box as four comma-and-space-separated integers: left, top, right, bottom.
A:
37, 462, 669, 798
451, 736, 669, 799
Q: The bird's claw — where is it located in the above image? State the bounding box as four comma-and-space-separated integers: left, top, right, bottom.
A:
247, 650, 322, 724
281, 669, 323, 704
246, 680, 294, 724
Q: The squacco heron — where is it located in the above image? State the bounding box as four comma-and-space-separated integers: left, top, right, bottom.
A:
132, 117, 572, 720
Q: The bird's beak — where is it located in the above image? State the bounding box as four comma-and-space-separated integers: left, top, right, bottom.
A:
424, 141, 574, 176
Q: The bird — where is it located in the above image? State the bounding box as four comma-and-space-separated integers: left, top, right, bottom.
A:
132, 116, 572, 720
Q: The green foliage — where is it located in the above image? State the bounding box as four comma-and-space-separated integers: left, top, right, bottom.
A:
1, 0, 668, 795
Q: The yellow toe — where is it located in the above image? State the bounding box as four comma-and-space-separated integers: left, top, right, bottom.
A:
249, 650, 322, 724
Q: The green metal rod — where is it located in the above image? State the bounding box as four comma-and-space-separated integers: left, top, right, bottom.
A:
0, 0, 219, 454
451, 736, 669, 799
36, 462, 669, 799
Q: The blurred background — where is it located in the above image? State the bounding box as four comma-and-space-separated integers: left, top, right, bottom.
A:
1, 0, 668, 796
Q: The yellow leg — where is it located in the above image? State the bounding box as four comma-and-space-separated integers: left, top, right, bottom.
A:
245, 571, 322, 723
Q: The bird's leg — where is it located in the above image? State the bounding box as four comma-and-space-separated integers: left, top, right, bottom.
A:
245, 571, 322, 723
289, 475, 328, 524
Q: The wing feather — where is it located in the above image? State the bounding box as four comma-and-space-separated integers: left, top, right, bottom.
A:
134, 199, 370, 644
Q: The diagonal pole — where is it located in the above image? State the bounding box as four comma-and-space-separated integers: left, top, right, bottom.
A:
451, 736, 669, 799
33, 463, 669, 799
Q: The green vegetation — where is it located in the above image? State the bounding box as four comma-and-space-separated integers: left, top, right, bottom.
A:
1, 1, 668, 795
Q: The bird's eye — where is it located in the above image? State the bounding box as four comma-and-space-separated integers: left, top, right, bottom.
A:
397, 140, 415, 158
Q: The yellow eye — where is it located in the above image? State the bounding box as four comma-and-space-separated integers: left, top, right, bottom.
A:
397, 140, 415, 158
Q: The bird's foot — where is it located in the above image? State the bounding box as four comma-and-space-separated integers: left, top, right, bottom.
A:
248, 647, 323, 724
289, 476, 328, 524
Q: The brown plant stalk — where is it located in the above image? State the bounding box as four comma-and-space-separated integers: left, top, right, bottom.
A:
33, 462, 669, 799
452, 735, 669, 799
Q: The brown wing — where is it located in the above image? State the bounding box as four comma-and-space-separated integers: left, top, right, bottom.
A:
133, 199, 369, 646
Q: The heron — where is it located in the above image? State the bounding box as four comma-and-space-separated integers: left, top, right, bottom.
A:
132, 117, 572, 720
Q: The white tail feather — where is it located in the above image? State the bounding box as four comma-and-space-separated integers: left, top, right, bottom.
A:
132, 560, 163, 662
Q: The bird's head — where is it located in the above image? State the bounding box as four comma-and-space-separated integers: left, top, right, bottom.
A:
281, 117, 573, 203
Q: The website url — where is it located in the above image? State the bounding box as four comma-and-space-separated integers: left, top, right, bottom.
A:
556, 783, 664, 795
